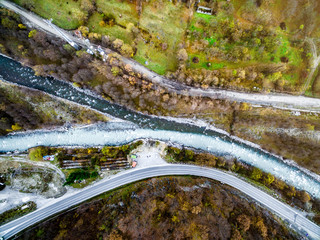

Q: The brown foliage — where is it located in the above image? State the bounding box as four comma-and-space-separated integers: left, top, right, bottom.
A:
237, 214, 251, 232
21, 177, 298, 240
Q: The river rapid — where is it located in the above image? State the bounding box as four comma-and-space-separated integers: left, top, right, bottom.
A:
1, 54, 320, 198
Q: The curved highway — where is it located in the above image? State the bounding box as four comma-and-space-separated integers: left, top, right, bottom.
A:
1, 165, 320, 239
1, 0, 320, 112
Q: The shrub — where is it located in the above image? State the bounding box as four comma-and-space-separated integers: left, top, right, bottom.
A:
64, 169, 98, 185
28, 29, 37, 38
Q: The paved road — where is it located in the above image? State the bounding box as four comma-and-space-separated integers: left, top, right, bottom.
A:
1, 0, 320, 112
1, 165, 319, 239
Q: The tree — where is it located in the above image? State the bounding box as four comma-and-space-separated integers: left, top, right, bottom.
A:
126, 23, 139, 37
73, 8, 87, 25
33, 65, 46, 76
99, 20, 106, 27
264, 173, 274, 185
285, 186, 296, 198
255, 217, 267, 238
251, 168, 262, 181
120, 44, 134, 57
78, 26, 89, 37
1, 17, 16, 29
111, 67, 120, 76
113, 39, 124, 50
184, 149, 194, 161
231, 229, 242, 240
18, 23, 26, 29
28, 29, 37, 38
177, 48, 188, 62
300, 191, 311, 203
80, 0, 96, 14
72, 69, 93, 83
236, 214, 251, 232
11, 123, 22, 131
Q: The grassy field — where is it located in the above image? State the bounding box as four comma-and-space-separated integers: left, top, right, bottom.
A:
133, 42, 170, 75
95, 0, 138, 26
11, 0, 320, 90
89, 0, 189, 74
134, 0, 189, 73
87, 12, 133, 44
13, 0, 85, 29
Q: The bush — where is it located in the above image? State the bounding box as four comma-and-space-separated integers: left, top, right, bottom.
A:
28, 29, 37, 38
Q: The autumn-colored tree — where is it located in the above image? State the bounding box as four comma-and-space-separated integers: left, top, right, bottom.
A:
255, 217, 268, 238
99, 20, 106, 27
285, 185, 296, 198
177, 48, 188, 62
28, 29, 37, 38
263, 173, 275, 185
120, 44, 134, 57
18, 23, 26, 29
236, 214, 251, 232
251, 168, 262, 181
33, 65, 45, 76
78, 26, 89, 37
113, 39, 124, 50
231, 229, 242, 240
299, 191, 311, 203
80, 0, 96, 14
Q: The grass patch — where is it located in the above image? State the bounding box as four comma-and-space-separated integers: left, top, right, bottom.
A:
95, 0, 138, 26
86, 12, 133, 44
137, 0, 189, 73
134, 41, 175, 75
188, 53, 225, 70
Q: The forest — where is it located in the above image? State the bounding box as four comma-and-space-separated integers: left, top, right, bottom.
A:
165, 145, 320, 225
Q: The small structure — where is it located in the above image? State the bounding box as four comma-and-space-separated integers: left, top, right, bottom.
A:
86, 49, 94, 55
130, 154, 138, 168
43, 155, 55, 161
197, 5, 213, 15
74, 30, 83, 39
132, 160, 137, 168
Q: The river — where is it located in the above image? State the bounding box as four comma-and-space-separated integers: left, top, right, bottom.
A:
1, 54, 320, 198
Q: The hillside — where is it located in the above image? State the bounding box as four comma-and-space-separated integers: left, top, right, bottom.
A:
19, 177, 298, 240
